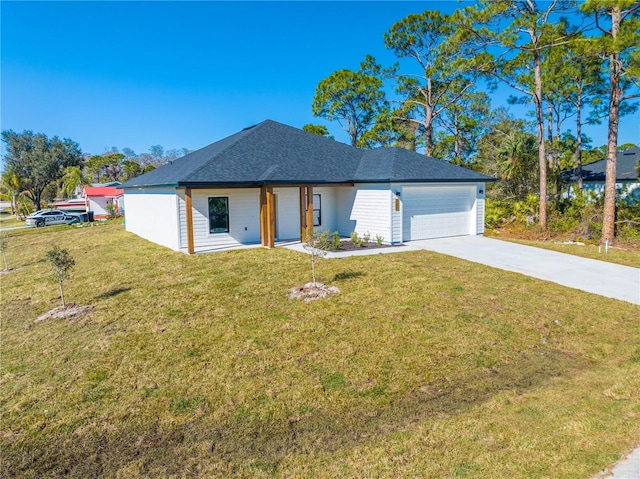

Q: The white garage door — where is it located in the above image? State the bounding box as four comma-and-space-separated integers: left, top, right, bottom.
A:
403, 186, 475, 241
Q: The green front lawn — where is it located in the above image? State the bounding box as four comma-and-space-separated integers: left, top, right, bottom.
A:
1, 223, 639, 478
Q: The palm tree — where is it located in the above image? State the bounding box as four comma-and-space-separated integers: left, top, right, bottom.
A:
496, 132, 538, 200
61, 166, 85, 199
0, 168, 30, 219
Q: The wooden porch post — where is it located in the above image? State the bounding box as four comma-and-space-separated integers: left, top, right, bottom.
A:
299, 187, 307, 242
306, 186, 314, 241
185, 187, 195, 255
260, 186, 268, 246
266, 187, 275, 248
260, 186, 275, 248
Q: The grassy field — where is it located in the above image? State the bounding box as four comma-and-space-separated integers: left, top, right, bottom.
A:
0, 215, 25, 229
1, 222, 639, 478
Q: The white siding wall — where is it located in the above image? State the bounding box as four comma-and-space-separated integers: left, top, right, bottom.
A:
178, 191, 187, 248
475, 185, 485, 235
336, 187, 357, 234
124, 187, 181, 251
312, 186, 340, 233
390, 188, 403, 244
178, 188, 261, 251
273, 187, 300, 240
349, 185, 393, 242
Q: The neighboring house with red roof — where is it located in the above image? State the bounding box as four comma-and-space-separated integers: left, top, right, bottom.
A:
84, 186, 125, 219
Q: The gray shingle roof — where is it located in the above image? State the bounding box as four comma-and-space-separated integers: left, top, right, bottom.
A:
563, 147, 639, 182
356, 146, 491, 182
121, 120, 493, 188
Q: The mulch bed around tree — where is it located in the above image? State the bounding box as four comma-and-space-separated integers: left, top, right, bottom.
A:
35, 304, 94, 322
287, 282, 340, 302
329, 240, 398, 252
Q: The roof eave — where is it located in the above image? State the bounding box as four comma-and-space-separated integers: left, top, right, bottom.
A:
121, 182, 179, 189
178, 180, 356, 188
354, 177, 496, 183
124, 177, 496, 189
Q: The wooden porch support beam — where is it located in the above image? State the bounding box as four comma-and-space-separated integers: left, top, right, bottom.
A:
306, 186, 314, 241
266, 187, 275, 248
260, 186, 275, 248
260, 186, 267, 246
299, 187, 307, 242
185, 187, 195, 255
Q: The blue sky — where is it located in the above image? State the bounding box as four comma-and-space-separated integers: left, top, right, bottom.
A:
1, 0, 638, 160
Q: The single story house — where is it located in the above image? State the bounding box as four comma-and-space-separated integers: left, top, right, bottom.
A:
84, 185, 125, 219
121, 120, 493, 254
563, 147, 639, 200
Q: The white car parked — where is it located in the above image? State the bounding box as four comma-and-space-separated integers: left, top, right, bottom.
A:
26, 209, 82, 227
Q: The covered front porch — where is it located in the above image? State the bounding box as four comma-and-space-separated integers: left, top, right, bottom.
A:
258, 185, 316, 249
182, 185, 345, 255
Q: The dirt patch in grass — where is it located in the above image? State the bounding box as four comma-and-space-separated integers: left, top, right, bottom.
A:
288, 282, 340, 301
35, 304, 94, 322
0, 267, 21, 275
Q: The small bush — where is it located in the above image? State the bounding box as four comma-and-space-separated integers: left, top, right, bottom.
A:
362, 232, 371, 244
331, 231, 342, 250
106, 203, 118, 219
375, 234, 384, 246
512, 194, 539, 225
617, 222, 640, 244
549, 190, 603, 240
615, 195, 640, 244
350, 232, 364, 247
485, 199, 514, 230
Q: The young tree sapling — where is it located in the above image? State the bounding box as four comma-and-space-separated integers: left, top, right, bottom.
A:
46, 245, 75, 307
303, 229, 330, 286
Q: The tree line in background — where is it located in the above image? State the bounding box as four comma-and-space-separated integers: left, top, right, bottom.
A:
1, 1, 637, 244
309, 0, 639, 244
0, 129, 190, 214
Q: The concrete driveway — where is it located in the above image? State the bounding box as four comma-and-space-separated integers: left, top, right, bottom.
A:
411, 236, 640, 306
